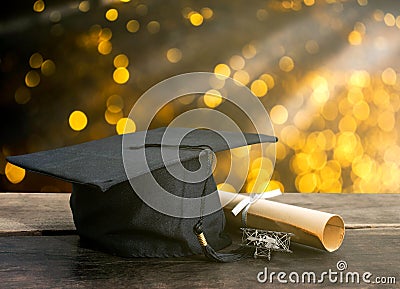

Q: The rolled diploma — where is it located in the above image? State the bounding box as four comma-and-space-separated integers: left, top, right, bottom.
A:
219, 191, 345, 252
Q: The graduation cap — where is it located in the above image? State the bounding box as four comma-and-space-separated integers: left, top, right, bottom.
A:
6, 127, 277, 261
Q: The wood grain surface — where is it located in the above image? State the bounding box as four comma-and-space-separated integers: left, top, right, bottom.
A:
0, 192, 398, 288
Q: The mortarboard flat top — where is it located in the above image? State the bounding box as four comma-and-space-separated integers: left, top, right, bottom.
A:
6, 127, 277, 192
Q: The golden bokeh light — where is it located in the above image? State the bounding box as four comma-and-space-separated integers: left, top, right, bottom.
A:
105, 110, 123, 125
113, 54, 129, 68
247, 168, 267, 182
203, 89, 223, 108
265, 180, 284, 192
311, 87, 329, 104
126, 20, 140, 33
41, 59, 56, 76
320, 179, 342, 193
116, 118, 136, 135
304, 0, 315, 7
200, 7, 213, 19
309, 150, 327, 170
281, 125, 305, 151
69, 110, 88, 131
372, 88, 390, 108
321, 160, 342, 180
357, 0, 368, 6
33, 0, 45, 12
136, 4, 148, 16
15, 87, 31, 105
305, 39, 319, 54
5, 162, 26, 184
347, 87, 363, 104
349, 70, 370, 88
214, 63, 231, 79
166, 48, 182, 63
293, 110, 312, 130
377, 111, 395, 132
100, 28, 112, 41
25, 70, 40, 87
250, 79, 268, 97
296, 172, 318, 193
78, 1, 90, 12
321, 100, 338, 121
105, 8, 119, 21
384, 145, 400, 164
107, 94, 124, 113
319, 130, 336, 150
334, 132, 362, 167
113, 67, 130, 84
352, 155, 373, 179
189, 13, 204, 26
233, 70, 250, 85
380, 162, 400, 189
279, 56, 294, 72
49, 11, 62, 23
339, 115, 357, 132
147, 21, 160, 34
29, 53, 43, 68
373, 9, 384, 22
98, 40, 112, 55
229, 55, 245, 70
104, 109, 123, 125
275, 142, 287, 160
242, 43, 257, 59
256, 9, 268, 21
291, 152, 310, 174
270, 105, 289, 125
259, 73, 275, 89
337, 103, 354, 123
303, 132, 318, 153
348, 30, 362, 45
310, 75, 329, 104
352, 100, 370, 120
251, 157, 273, 172
381, 67, 397, 85
354, 22, 366, 34
384, 13, 396, 27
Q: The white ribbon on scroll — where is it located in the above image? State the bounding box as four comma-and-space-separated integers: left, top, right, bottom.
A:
229, 189, 282, 216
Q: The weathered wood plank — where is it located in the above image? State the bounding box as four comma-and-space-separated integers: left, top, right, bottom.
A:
0, 193, 74, 234
0, 230, 398, 288
0, 192, 399, 234
0, 193, 399, 288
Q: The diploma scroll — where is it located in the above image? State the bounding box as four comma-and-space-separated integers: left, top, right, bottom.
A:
219, 191, 345, 252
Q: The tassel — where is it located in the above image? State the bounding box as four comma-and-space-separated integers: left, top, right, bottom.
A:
192, 147, 254, 262
193, 221, 250, 262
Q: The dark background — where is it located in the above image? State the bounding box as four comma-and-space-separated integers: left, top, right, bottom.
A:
1, 0, 399, 193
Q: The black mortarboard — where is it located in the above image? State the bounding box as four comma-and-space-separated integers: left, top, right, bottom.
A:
6, 127, 277, 259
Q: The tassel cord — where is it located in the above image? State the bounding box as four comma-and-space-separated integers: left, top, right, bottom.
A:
193, 147, 251, 263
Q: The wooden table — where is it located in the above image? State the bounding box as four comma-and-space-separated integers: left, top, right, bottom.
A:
0, 192, 398, 288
